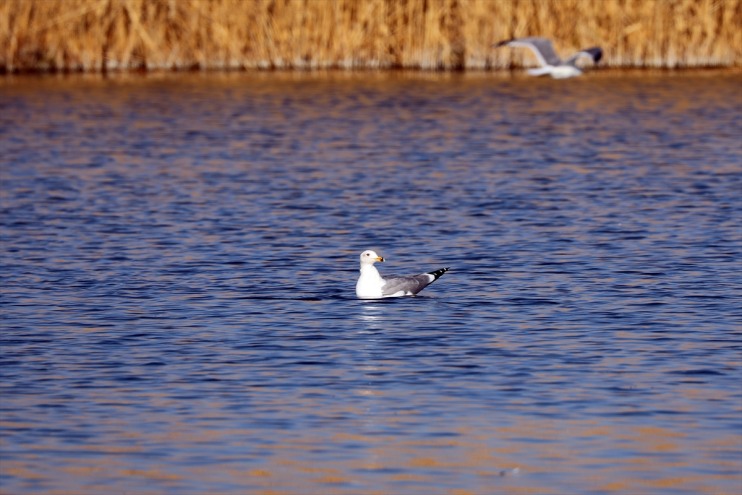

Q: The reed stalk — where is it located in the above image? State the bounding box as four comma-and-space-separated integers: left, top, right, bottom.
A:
1, 0, 740, 72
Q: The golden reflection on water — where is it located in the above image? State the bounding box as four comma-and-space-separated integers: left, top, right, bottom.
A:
1, 379, 738, 494
15, 401, 729, 495
75, 411, 727, 495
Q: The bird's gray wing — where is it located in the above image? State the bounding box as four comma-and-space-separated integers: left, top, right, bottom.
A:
380, 274, 430, 296
565, 47, 603, 65
381, 268, 450, 297
497, 37, 561, 66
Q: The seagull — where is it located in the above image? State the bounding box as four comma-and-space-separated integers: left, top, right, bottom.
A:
355, 250, 450, 299
495, 37, 603, 78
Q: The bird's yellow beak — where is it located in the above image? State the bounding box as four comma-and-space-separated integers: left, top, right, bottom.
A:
376, 257, 384, 262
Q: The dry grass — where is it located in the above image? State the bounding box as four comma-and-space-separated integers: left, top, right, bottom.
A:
1, 0, 740, 72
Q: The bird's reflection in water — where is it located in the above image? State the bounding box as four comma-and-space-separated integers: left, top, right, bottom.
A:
352, 303, 387, 474
358, 302, 384, 333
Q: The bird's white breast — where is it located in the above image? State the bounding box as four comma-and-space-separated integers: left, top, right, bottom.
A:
549, 65, 582, 78
356, 265, 384, 299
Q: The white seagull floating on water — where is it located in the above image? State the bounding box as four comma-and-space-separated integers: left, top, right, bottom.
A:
496, 37, 603, 79
355, 250, 450, 300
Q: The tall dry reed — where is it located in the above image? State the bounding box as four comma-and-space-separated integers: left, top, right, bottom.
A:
1, 0, 740, 72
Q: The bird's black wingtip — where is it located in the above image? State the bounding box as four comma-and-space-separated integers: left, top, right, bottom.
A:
585, 46, 603, 63
428, 267, 451, 280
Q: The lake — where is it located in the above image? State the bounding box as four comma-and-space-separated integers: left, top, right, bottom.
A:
1, 70, 741, 495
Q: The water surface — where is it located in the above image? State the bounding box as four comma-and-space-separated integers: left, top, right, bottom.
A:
1, 70, 741, 495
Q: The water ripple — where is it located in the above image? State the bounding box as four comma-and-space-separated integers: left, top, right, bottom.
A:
1, 71, 740, 495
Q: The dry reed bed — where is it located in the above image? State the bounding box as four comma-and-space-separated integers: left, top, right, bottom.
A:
1, 0, 741, 72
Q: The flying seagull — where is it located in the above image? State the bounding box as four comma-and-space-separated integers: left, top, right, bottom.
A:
495, 37, 603, 78
355, 250, 450, 299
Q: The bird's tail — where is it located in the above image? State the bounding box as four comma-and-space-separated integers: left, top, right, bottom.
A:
427, 267, 450, 281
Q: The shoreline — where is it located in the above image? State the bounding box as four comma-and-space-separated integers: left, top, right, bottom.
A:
2, 67, 741, 81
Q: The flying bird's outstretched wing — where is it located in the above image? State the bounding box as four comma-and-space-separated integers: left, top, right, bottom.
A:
565, 47, 603, 65
496, 37, 562, 66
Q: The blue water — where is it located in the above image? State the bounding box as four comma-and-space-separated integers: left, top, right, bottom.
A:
1, 71, 741, 495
